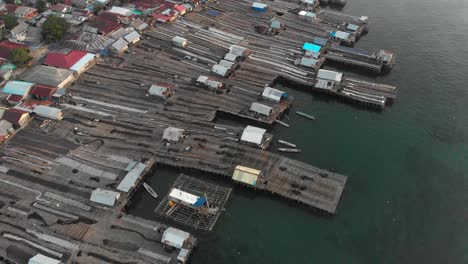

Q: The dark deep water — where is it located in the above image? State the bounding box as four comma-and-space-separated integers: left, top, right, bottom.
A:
129, 0, 468, 263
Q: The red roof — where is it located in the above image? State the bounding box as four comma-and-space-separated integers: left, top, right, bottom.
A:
43, 50, 87, 69
3, 108, 28, 125
6, 94, 24, 102
174, 5, 186, 12
31, 84, 57, 97
95, 21, 122, 35
152, 13, 171, 22
0, 41, 29, 60
5, 4, 19, 14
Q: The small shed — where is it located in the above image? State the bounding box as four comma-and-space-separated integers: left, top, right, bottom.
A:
300, 57, 319, 68
169, 188, 206, 208
111, 38, 129, 54
223, 53, 238, 62
28, 254, 62, 264
211, 64, 229, 77
228, 45, 249, 58
252, 2, 268, 12
241, 125, 266, 145
172, 36, 187, 48
163, 127, 184, 142
346, 23, 359, 32
250, 102, 272, 116
331, 31, 350, 41
218, 60, 235, 70
315, 69, 343, 90
32, 105, 63, 120
270, 20, 282, 29
90, 188, 120, 207
124, 31, 141, 44
312, 36, 328, 46
0, 120, 13, 141
148, 83, 173, 99
162, 227, 190, 249
262, 87, 286, 103
232, 165, 261, 186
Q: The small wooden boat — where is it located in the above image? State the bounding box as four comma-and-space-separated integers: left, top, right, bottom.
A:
143, 183, 158, 199
278, 140, 297, 148
296, 111, 315, 120
278, 148, 301, 153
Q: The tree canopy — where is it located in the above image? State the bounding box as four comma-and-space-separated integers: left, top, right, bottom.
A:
35, 0, 47, 13
0, 14, 19, 30
41, 15, 70, 44
9, 48, 30, 67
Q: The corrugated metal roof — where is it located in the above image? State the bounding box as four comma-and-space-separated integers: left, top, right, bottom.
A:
111, 38, 128, 51
300, 57, 318, 68
298, 11, 316, 18
116, 162, 146, 192
250, 102, 272, 116
70, 53, 95, 72
313, 37, 328, 46
232, 165, 260, 186
33, 105, 63, 120
218, 60, 234, 69
332, 31, 350, 40
262, 87, 285, 102
252, 2, 268, 9
229, 45, 247, 56
241, 125, 266, 145
108, 6, 133, 16
224, 53, 238, 62
124, 31, 141, 43
347, 24, 359, 31
270, 20, 281, 29
211, 64, 229, 77
28, 254, 62, 264
90, 188, 120, 206
317, 69, 343, 82
2, 81, 34, 96
162, 227, 190, 249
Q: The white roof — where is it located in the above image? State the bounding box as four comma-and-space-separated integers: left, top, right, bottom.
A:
197, 76, 209, 83
28, 254, 62, 264
211, 64, 229, 77
172, 36, 187, 44
241, 125, 266, 145
33, 105, 63, 120
252, 2, 268, 9
162, 227, 190, 249
298, 11, 316, 18
317, 69, 343, 82
112, 38, 128, 51
262, 87, 285, 102
108, 6, 133, 16
224, 53, 238, 62
300, 57, 319, 68
117, 162, 146, 192
229, 45, 247, 56
218, 60, 235, 69
70, 53, 95, 72
250, 102, 272, 116
148, 84, 170, 97
169, 188, 199, 205
124, 31, 141, 43
90, 188, 120, 206
163, 127, 183, 141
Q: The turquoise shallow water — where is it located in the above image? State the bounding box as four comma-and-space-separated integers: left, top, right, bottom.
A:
130, 0, 468, 263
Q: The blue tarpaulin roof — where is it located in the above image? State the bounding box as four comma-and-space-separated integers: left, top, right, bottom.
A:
303, 42, 322, 53
193, 197, 207, 208
207, 10, 221, 16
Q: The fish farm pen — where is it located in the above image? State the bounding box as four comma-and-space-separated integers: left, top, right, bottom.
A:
0, 0, 399, 263
154, 174, 232, 231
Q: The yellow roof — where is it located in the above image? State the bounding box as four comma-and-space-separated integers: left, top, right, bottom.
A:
234, 165, 261, 175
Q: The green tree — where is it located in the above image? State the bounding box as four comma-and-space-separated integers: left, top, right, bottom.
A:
9, 48, 30, 67
35, 0, 47, 12
41, 15, 70, 43
0, 14, 19, 30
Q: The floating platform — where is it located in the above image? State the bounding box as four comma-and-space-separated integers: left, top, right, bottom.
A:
154, 174, 232, 231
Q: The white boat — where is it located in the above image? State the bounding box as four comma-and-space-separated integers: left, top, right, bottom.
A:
278, 148, 302, 153
278, 140, 297, 148
143, 183, 158, 199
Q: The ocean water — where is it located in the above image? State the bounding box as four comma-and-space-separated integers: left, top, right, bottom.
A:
129, 0, 468, 263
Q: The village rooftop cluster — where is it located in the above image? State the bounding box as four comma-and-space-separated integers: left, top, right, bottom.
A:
0, 0, 398, 263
